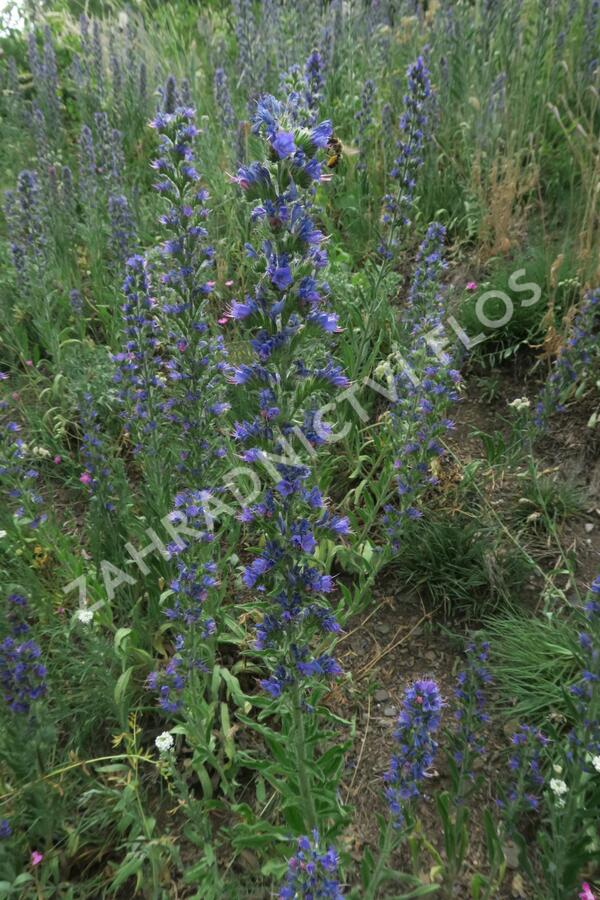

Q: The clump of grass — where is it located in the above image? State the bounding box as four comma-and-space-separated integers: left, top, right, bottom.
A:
482, 612, 578, 720
511, 472, 587, 533
390, 514, 532, 620
456, 239, 583, 368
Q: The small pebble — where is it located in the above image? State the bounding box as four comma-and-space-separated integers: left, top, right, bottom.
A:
374, 689, 389, 702
511, 873, 525, 897
383, 705, 396, 717
504, 840, 520, 870
585, 522, 595, 533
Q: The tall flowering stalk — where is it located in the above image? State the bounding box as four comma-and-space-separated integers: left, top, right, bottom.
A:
279, 64, 308, 125
233, 0, 260, 94
304, 49, 325, 125
436, 642, 492, 896
113, 254, 165, 474
280, 50, 326, 128
146, 559, 218, 717
79, 393, 119, 514
319, 23, 335, 73
78, 124, 99, 215
0, 417, 48, 532
94, 112, 125, 191
380, 56, 433, 260
77, 390, 131, 569
148, 100, 230, 482
535, 288, 600, 428
450, 641, 492, 792
365, 679, 442, 899
384, 223, 462, 544
108, 194, 137, 271
356, 79, 376, 172
569, 577, 600, 757
499, 724, 548, 825
125, 97, 229, 728
160, 75, 179, 115
32, 107, 52, 183
28, 27, 61, 127
583, 0, 600, 76
495, 721, 556, 888
42, 25, 61, 128
213, 67, 235, 131
229, 95, 349, 828
0, 594, 46, 716
385, 679, 443, 829
92, 20, 105, 103
4, 170, 49, 296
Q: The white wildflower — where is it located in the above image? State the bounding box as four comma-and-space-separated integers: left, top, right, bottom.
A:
591, 755, 600, 773
549, 778, 568, 807
374, 360, 392, 380
155, 732, 174, 754
508, 397, 530, 412
0, 530, 7, 539
75, 608, 94, 625
31, 446, 51, 458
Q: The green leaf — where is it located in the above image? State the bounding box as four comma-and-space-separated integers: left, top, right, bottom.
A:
114, 666, 134, 710
220, 667, 251, 707
192, 759, 214, 799
110, 855, 144, 889
470, 872, 487, 899
113, 627, 132, 652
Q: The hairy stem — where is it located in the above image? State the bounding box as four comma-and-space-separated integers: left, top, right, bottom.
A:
364, 818, 395, 900
291, 684, 317, 831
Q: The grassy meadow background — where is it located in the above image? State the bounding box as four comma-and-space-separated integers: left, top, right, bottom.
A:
0, 0, 599, 897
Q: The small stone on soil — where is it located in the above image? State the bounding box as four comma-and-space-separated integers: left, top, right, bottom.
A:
383, 705, 397, 717
374, 689, 389, 702
504, 840, 520, 870
511, 873, 525, 897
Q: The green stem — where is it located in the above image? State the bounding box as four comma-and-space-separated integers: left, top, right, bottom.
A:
355, 455, 397, 546
364, 818, 395, 900
345, 551, 388, 621
291, 684, 317, 831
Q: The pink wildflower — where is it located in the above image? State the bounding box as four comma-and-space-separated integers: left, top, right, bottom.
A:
79, 471, 92, 486
466, 281, 478, 292
580, 885, 596, 900
30, 850, 43, 866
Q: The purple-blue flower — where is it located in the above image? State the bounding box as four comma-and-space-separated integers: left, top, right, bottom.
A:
279, 830, 343, 899
380, 55, 433, 259
450, 642, 492, 785
499, 724, 549, 822
272, 130, 297, 159
229, 93, 347, 702
0, 594, 46, 715
385, 679, 442, 827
